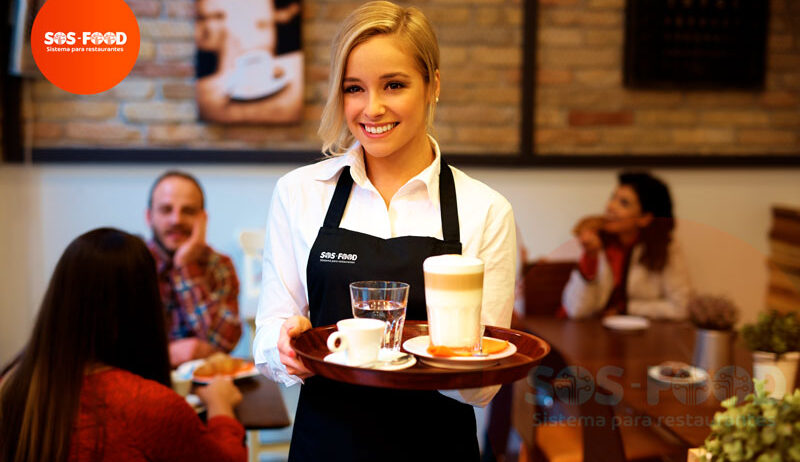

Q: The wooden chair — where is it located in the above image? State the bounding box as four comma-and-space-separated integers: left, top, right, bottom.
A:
521, 260, 576, 316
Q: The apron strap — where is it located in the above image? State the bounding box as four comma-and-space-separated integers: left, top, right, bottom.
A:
322, 159, 461, 247
323, 167, 354, 228
438, 157, 460, 245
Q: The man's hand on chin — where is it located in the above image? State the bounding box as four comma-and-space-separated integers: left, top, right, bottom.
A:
173, 211, 208, 268
169, 337, 217, 367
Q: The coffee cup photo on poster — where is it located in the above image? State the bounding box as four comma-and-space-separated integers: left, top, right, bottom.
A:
195, 0, 303, 123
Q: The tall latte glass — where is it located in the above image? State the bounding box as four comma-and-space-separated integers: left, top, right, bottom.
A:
423, 255, 484, 352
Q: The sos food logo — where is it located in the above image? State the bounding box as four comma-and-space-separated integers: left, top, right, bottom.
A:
43, 32, 129, 46
31, 0, 140, 94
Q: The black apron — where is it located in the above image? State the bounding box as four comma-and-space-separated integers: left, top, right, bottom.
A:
288, 158, 479, 462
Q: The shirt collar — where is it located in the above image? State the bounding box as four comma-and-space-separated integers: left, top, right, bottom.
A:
147, 238, 172, 273
312, 136, 442, 205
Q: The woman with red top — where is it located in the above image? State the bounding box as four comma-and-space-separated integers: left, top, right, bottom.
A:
0, 228, 246, 462
561, 171, 691, 320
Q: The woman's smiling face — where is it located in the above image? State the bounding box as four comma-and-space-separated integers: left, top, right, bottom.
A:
604, 185, 651, 234
342, 34, 435, 161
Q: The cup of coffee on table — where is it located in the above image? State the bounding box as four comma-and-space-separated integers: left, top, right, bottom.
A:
170, 370, 192, 397
326, 318, 385, 366
423, 254, 484, 353
350, 281, 410, 351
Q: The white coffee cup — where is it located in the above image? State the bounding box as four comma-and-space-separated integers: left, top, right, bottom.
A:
326, 318, 385, 366
226, 50, 276, 99
423, 254, 484, 352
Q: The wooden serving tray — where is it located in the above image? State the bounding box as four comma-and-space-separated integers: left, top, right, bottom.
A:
290, 320, 550, 390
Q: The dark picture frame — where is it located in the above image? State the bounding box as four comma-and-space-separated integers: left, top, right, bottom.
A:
521, 0, 798, 167
623, 0, 768, 90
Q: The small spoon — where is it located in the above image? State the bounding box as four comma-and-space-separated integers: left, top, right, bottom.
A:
359, 353, 412, 369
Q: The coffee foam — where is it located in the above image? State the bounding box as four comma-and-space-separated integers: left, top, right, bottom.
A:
423, 254, 483, 275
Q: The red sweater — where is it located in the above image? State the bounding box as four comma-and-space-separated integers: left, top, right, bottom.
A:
69, 368, 246, 462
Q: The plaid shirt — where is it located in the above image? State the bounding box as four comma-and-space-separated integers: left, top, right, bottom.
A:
148, 240, 242, 352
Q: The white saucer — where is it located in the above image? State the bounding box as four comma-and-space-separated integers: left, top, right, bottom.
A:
323, 349, 416, 371
648, 364, 709, 385
402, 335, 516, 370
602, 315, 650, 331
228, 72, 290, 101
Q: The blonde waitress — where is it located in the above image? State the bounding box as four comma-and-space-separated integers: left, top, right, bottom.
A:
254, 3, 516, 461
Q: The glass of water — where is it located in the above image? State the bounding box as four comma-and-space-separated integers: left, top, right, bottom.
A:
349, 281, 409, 351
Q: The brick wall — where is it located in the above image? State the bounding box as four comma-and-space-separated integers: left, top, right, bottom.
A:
19, 0, 799, 157
535, 0, 800, 155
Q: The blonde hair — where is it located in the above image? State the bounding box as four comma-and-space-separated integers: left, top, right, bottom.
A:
318, 1, 440, 156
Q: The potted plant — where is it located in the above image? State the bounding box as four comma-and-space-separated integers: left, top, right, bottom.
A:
698, 380, 800, 462
689, 294, 739, 376
741, 310, 800, 399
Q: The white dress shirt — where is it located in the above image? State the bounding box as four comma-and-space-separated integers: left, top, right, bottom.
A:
253, 138, 516, 407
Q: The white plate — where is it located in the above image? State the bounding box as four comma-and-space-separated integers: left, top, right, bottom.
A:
648, 364, 709, 385
185, 393, 205, 413
323, 349, 416, 371
402, 336, 517, 370
176, 358, 260, 384
602, 315, 650, 331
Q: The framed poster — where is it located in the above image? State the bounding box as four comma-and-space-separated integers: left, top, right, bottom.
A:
195, 0, 303, 124
9, 0, 45, 77
624, 0, 768, 89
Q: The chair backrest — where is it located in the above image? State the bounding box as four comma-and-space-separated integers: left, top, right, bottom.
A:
237, 228, 265, 320
522, 260, 576, 316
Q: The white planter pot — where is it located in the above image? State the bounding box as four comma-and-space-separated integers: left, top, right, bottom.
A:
752, 351, 800, 399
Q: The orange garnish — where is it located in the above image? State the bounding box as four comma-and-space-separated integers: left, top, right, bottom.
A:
427, 338, 509, 357
482, 338, 509, 354
427, 345, 467, 357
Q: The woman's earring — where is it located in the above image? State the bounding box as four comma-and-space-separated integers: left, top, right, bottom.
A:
435, 96, 439, 104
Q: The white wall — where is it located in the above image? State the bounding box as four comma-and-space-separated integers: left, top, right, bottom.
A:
1, 164, 798, 365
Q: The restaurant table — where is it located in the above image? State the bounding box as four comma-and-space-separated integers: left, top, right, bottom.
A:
520, 316, 754, 449
233, 375, 291, 430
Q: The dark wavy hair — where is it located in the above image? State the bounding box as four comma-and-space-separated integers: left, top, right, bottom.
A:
0, 228, 170, 462
618, 171, 674, 272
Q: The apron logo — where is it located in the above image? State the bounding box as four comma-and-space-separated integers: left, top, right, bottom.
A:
319, 251, 358, 264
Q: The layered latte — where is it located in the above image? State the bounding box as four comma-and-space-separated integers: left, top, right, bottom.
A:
423, 254, 484, 351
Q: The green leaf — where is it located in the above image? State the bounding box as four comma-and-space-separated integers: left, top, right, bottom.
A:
762, 426, 778, 445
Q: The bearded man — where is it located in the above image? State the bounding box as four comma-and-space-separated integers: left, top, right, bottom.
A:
146, 171, 241, 367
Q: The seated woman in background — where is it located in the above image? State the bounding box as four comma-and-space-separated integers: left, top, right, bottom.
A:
0, 228, 246, 462
561, 171, 691, 320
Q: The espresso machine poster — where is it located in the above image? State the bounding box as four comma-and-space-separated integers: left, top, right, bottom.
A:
195, 0, 303, 124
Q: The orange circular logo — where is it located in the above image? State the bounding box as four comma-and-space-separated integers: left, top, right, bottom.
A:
31, 0, 140, 95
